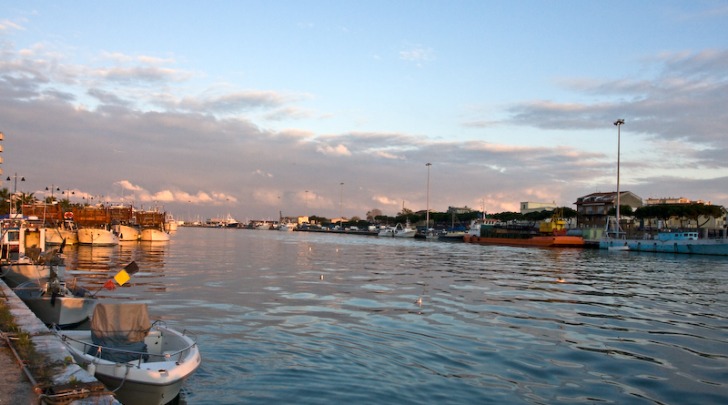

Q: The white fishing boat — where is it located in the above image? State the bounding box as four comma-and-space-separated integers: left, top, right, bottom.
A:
46, 215, 79, 245
278, 222, 297, 231
140, 227, 171, 242
58, 303, 201, 405
77, 226, 120, 246
113, 224, 141, 241
393, 222, 417, 238
1, 217, 65, 286
13, 276, 96, 328
164, 214, 179, 232
377, 226, 394, 237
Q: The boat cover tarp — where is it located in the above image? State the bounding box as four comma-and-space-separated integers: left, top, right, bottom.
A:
90, 303, 150, 362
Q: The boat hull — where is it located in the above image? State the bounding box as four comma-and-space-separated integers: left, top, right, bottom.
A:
0, 260, 57, 287
14, 281, 96, 328
60, 326, 201, 405
603, 239, 728, 256
77, 228, 119, 246
141, 228, 170, 242
113, 224, 141, 241
46, 228, 79, 245
464, 234, 585, 248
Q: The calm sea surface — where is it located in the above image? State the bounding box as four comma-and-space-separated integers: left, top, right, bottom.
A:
61, 227, 728, 404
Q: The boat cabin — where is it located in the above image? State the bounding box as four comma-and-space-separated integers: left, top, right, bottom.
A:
657, 231, 699, 241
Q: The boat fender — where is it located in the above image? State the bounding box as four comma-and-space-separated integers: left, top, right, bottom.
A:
87, 362, 96, 375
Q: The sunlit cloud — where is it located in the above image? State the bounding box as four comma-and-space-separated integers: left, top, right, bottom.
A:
316, 143, 351, 156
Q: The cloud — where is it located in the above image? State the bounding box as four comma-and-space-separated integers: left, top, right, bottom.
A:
0, 19, 25, 31
399, 45, 435, 65
316, 143, 351, 156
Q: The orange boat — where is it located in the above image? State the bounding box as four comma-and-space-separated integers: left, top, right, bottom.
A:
463, 211, 584, 248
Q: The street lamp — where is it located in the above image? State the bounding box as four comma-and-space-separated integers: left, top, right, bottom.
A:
46, 185, 60, 202
613, 119, 625, 237
339, 182, 344, 228
6, 173, 25, 216
425, 163, 432, 234
6, 173, 25, 194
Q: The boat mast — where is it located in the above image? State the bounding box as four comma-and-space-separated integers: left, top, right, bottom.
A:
614, 119, 625, 238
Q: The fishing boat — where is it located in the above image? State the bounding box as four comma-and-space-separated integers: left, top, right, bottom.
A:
58, 303, 201, 405
140, 227, 171, 242
77, 226, 120, 246
393, 222, 417, 238
137, 209, 171, 241
617, 231, 728, 256
0, 216, 66, 286
46, 214, 79, 245
114, 224, 141, 241
13, 274, 96, 328
377, 226, 394, 237
464, 211, 584, 248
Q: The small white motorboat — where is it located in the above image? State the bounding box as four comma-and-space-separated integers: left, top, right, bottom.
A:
13, 277, 96, 328
58, 303, 201, 405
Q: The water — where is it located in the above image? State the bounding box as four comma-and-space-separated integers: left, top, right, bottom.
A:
61, 228, 728, 404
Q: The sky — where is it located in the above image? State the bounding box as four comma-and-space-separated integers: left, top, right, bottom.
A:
1, 1, 727, 222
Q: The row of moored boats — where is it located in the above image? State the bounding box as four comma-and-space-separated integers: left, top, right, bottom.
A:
0, 213, 199, 405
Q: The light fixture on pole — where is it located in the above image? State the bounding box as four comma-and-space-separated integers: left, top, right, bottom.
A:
7, 173, 25, 216
339, 182, 344, 227
613, 119, 625, 237
46, 185, 60, 202
425, 163, 432, 233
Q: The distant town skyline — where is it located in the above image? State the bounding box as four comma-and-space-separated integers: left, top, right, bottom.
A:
1, 1, 726, 221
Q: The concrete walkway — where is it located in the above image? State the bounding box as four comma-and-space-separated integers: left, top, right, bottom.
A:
0, 340, 35, 404
0, 279, 119, 404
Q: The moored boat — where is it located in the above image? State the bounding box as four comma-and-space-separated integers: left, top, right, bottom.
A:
1, 217, 66, 286
464, 212, 584, 248
58, 303, 201, 405
46, 216, 79, 245
140, 227, 171, 242
114, 224, 141, 241
13, 275, 96, 328
393, 222, 417, 238
607, 231, 728, 256
77, 227, 120, 246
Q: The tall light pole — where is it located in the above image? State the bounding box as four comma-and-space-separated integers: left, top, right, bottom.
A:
613, 119, 625, 237
7, 173, 25, 216
425, 163, 432, 233
339, 182, 344, 227
46, 184, 60, 202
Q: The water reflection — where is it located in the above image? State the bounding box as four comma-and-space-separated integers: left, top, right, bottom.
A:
56, 228, 728, 404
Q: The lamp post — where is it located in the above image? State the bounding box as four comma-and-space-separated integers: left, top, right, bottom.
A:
425, 163, 432, 234
613, 119, 625, 237
339, 182, 344, 228
46, 185, 60, 203
7, 173, 25, 216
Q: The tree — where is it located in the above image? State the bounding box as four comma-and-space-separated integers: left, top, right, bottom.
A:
0, 187, 9, 215
366, 208, 382, 222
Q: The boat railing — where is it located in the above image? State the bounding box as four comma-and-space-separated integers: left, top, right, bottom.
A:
59, 328, 198, 367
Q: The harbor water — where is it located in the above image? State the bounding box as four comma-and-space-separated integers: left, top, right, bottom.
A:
62, 227, 728, 404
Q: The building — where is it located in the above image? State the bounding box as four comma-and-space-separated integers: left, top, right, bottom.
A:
447, 206, 474, 215
519, 202, 557, 215
640, 197, 724, 231
574, 191, 643, 229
